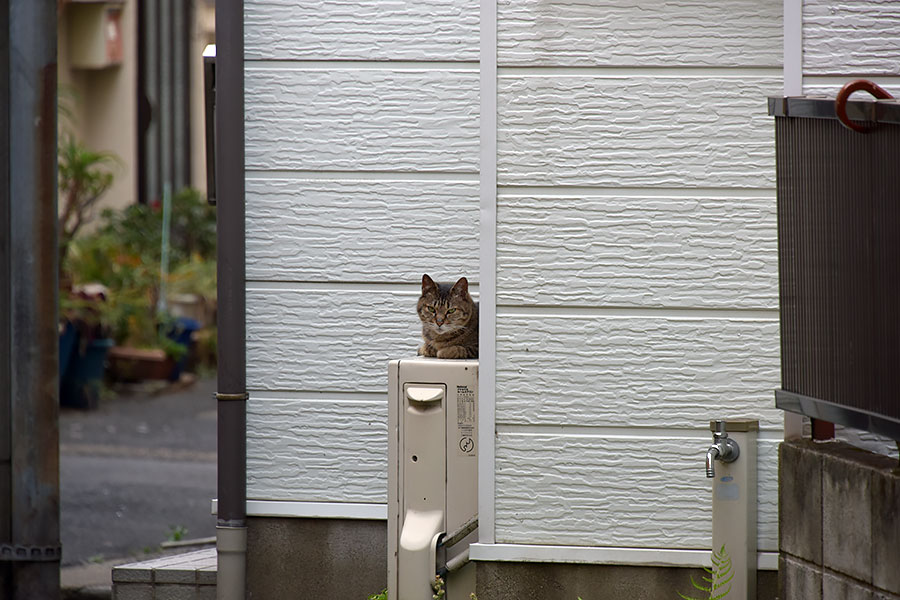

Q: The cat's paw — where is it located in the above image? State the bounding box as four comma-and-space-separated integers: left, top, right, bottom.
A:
436, 346, 467, 359
418, 344, 436, 357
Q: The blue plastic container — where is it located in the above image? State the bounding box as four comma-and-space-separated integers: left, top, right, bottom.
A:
59, 320, 78, 383
60, 337, 114, 409
165, 317, 199, 381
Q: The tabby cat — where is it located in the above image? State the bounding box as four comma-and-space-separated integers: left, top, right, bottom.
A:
417, 274, 478, 359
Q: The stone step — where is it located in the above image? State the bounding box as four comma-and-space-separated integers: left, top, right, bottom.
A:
112, 548, 216, 600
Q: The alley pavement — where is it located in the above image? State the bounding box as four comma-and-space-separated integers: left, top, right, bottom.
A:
60, 375, 217, 596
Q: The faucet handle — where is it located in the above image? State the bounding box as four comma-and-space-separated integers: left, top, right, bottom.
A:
713, 420, 727, 437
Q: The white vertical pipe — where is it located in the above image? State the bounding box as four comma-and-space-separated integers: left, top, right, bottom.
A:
784, 412, 804, 440
478, 0, 498, 546
783, 0, 804, 441
711, 421, 758, 600
784, 0, 803, 96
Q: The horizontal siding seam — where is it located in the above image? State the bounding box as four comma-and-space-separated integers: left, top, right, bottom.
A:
498, 186, 776, 198
241, 64, 783, 77
497, 305, 779, 320
244, 59, 480, 71
248, 390, 386, 403
804, 75, 900, 86
245, 281, 479, 293
245, 170, 479, 181
469, 543, 780, 570
496, 425, 785, 438
498, 66, 783, 77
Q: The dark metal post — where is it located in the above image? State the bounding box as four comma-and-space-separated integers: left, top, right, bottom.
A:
811, 419, 835, 441
5, 0, 60, 598
215, 0, 247, 596
202, 46, 216, 206
0, 0, 12, 594
217, 0, 246, 531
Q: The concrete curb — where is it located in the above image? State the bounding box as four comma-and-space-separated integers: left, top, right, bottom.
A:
62, 584, 111, 600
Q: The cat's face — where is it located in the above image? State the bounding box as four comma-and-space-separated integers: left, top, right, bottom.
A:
418, 274, 474, 335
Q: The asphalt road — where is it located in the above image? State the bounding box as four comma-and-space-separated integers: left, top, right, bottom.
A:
59, 376, 217, 566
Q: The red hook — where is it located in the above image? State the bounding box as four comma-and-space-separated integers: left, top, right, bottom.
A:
834, 79, 894, 133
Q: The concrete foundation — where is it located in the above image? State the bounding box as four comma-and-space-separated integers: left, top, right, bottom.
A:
159, 517, 786, 599
779, 439, 900, 600
475, 561, 777, 600
245, 517, 387, 600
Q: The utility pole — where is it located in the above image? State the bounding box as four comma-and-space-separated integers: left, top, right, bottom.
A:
1, 0, 61, 598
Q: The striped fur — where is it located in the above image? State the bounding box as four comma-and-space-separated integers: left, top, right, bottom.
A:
417, 274, 478, 359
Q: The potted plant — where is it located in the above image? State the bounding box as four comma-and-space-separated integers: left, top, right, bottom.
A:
59, 284, 115, 409
65, 219, 179, 381
57, 134, 119, 281
63, 188, 216, 382
57, 126, 120, 407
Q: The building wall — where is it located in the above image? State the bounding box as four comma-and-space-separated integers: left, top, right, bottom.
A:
189, 0, 215, 197
242, 0, 790, 583
58, 0, 138, 212
243, 0, 480, 515
58, 0, 214, 213
487, 0, 784, 563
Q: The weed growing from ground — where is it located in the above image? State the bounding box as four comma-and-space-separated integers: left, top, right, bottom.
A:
166, 524, 188, 543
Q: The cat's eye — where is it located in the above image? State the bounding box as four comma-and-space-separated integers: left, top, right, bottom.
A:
447, 308, 457, 314
426, 306, 436, 313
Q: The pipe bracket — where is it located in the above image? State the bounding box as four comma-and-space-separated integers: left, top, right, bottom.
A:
0, 544, 61, 562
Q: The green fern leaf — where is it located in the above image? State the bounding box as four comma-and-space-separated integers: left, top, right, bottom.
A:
711, 568, 734, 592
709, 586, 732, 600
689, 575, 711, 593
675, 544, 735, 600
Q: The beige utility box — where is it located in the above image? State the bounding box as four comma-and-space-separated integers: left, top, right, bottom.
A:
388, 358, 478, 600
67, 1, 124, 69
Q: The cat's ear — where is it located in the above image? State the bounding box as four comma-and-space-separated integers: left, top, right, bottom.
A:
450, 276, 469, 298
422, 274, 437, 293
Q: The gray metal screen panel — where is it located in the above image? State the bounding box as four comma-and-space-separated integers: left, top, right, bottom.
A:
772, 97, 900, 439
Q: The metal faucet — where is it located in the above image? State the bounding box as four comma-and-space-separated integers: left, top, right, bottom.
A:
706, 420, 740, 478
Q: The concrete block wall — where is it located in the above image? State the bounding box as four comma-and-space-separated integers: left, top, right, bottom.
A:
779, 439, 900, 600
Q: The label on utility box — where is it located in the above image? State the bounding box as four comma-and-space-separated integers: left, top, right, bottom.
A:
456, 385, 476, 457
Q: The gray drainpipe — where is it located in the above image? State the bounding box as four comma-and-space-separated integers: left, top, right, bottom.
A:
215, 0, 247, 597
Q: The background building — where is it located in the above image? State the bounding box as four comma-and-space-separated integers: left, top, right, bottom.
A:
57, 0, 215, 211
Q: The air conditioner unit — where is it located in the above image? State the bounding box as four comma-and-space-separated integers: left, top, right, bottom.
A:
388, 357, 478, 600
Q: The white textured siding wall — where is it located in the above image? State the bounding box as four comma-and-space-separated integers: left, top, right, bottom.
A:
802, 0, 900, 99
492, 0, 784, 556
243, 1, 479, 510
803, 0, 900, 82
800, 0, 900, 458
